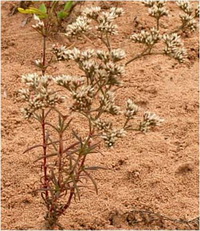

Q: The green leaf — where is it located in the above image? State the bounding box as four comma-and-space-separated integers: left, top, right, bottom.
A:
57, 11, 68, 19
18, 7, 48, 19
39, 3, 47, 14
64, 1, 73, 12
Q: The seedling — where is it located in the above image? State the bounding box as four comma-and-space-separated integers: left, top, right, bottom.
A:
18, 1, 75, 34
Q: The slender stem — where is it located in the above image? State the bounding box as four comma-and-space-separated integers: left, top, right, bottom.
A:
156, 17, 160, 30
58, 133, 63, 185
42, 110, 49, 204
41, 34, 49, 206
123, 117, 130, 129
125, 48, 164, 66
42, 35, 46, 75
106, 33, 111, 52
125, 47, 149, 66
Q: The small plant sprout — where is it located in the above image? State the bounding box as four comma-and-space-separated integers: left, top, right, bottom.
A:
21, 3, 200, 229
18, 1, 76, 34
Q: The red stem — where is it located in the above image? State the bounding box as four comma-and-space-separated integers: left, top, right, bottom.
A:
42, 110, 49, 205
41, 34, 49, 206
58, 143, 88, 217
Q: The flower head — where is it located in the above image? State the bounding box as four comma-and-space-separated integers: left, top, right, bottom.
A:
65, 16, 91, 37
19, 73, 64, 119
140, 112, 164, 132
124, 99, 139, 119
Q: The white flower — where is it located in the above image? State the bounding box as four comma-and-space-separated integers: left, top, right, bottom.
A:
71, 85, 94, 112
163, 33, 187, 62
55, 75, 84, 90
65, 16, 91, 37
177, 0, 193, 15
143, 0, 154, 7
82, 6, 101, 18
32, 14, 44, 29
148, 4, 169, 18
81, 49, 96, 60
195, 6, 200, 18
100, 91, 121, 115
102, 128, 126, 147
111, 49, 126, 61
20, 73, 64, 119
105, 62, 125, 76
124, 99, 138, 118
163, 33, 182, 47
130, 28, 161, 46
109, 7, 124, 18
140, 112, 164, 132
180, 14, 197, 32
97, 21, 118, 35
93, 119, 112, 131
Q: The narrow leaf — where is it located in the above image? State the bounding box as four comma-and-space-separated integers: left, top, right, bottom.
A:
33, 152, 58, 163
39, 3, 47, 14
23, 144, 43, 154
84, 166, 108, 171
57, 11, 68, 19
83, 170, 98, 194
64, 1, 73, 11
71, 174, 81, 200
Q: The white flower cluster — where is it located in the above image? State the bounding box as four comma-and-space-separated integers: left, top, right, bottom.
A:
32, 14, 44, 30
111, 49, 126, 62
140, 112, 164, 132
100, 91, 121, 115
71, 85, 94, 112
177, 0, 197, 32
82, 6, 101, 19
53, 46, 125, 86
52, 46, 96, 62
93, 118, 127, 147
130, 28, 161, 46
93, 118, 112, 131
143, 0, 154, 7
65, 16, 91, 37
19, 73, 64, 119
177, 0, 193, 15
148, 2, 169, 18
163, 33, 183, 47
163, 33, 187, 62
102, 128, 126, 147
65, 6, 124, 37
124, 99, 139, 119
105, 62, 125, 76
97, 49, 126, 63
81, 60, 99, 76
195, 6, 199, 18
180, 14, 197, 32
54, 75, 85, 91
97, 7, 124, 35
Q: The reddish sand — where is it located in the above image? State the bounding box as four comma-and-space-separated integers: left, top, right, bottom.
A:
1, 1, 199, 230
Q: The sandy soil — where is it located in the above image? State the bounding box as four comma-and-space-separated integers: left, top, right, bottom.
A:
1, 1, 199, 230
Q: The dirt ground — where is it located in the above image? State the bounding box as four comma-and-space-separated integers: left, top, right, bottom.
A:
1, 1, 199, 230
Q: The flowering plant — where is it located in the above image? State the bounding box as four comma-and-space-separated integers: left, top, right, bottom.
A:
17, 1, 198, 228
